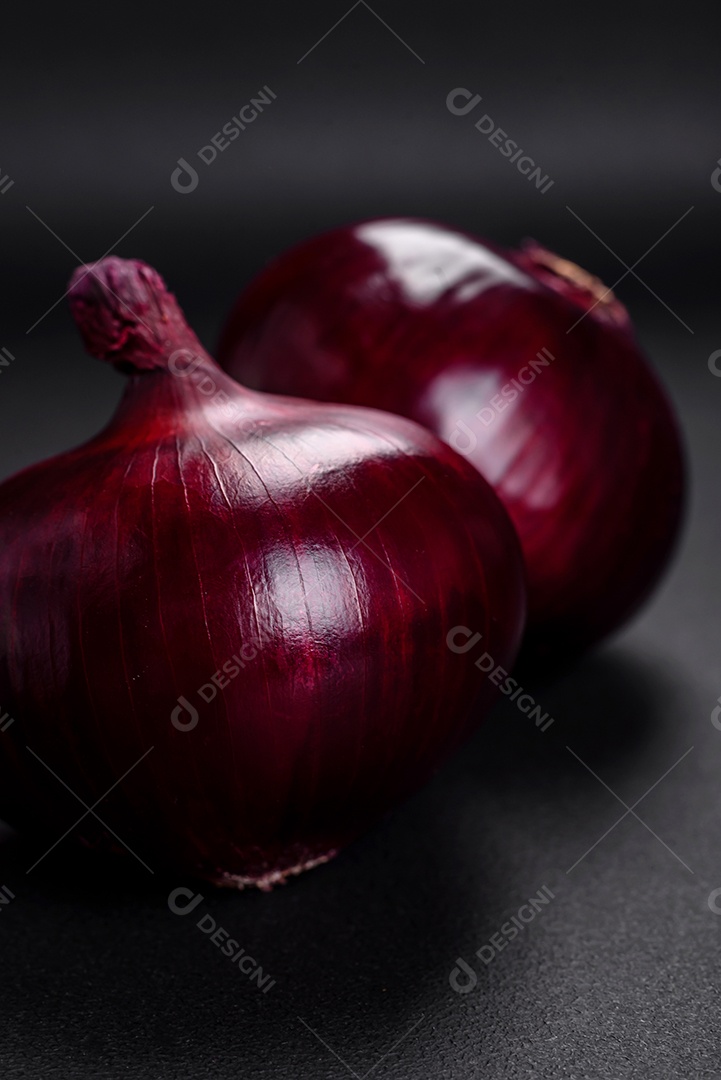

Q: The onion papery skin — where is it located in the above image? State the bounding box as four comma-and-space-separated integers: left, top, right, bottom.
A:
0, 257, 525, 888
217, 218, 685, 662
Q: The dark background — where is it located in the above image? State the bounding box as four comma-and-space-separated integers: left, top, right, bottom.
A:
1, 2, 720, 1077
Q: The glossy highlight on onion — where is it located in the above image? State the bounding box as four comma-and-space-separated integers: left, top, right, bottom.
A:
217, 218, 685, 660
0, 256, 525, 888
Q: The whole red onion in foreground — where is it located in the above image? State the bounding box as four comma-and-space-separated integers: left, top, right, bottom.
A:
217, 218, 685, 661
0, 256, 525, 888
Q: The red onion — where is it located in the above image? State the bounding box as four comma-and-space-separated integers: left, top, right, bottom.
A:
0, 256, 525, 888
217, 218, 685, 660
